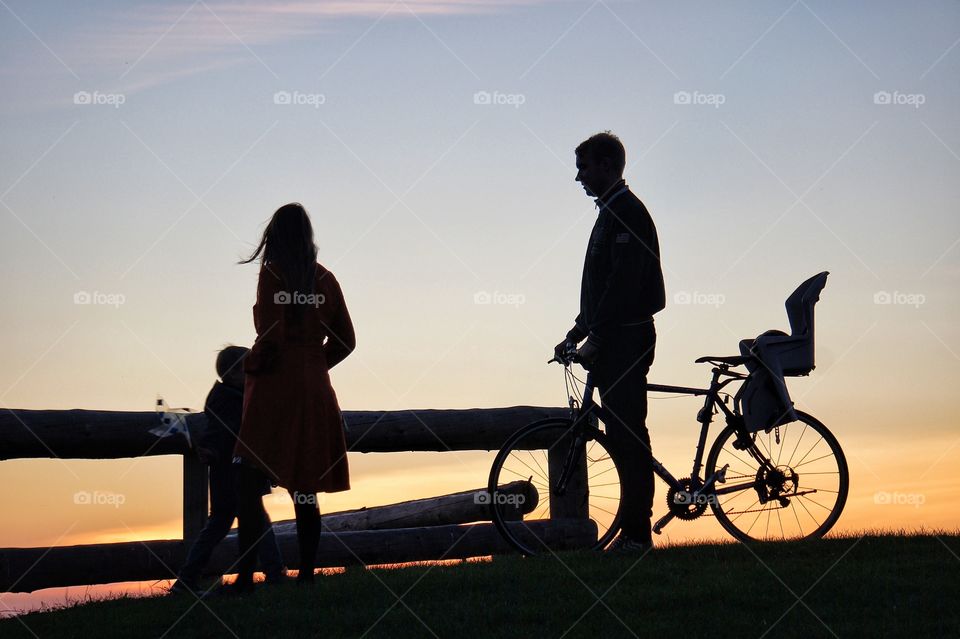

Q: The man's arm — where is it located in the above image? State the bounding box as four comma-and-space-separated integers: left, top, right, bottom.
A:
566, 316, 588, 343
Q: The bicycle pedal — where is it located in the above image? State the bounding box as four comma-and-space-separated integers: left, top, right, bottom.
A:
652, 512, 675, 535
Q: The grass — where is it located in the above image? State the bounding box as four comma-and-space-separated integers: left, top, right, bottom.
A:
2, 530, 956, 638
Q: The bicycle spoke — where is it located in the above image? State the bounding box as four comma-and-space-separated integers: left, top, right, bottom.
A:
525, 449, 550, 484
588, 464, 618, 481
797, 493, 833, 512
507, 452, 550, 484
795, 492, 820, 525
794, 435, 825, 467
794, 451, 835, 469
500, 465, 540, 483
786, 423, 808, 468
792, 500, 804, 538
590, 502, 619, 518
721, 447, 758, 472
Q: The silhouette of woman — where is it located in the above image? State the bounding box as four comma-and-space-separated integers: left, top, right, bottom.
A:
233, 202, 355, 589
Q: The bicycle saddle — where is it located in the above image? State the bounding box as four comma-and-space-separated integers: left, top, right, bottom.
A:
694, 354, 752, 366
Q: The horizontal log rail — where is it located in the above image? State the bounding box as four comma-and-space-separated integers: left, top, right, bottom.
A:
0, 519, 596, 593
269, 481, 538, 535
0, 406, 568, 460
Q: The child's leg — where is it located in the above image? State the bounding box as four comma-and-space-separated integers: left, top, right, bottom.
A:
176, 463, 237, 587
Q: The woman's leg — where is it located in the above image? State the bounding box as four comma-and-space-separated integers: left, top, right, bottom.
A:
236, 464, 269, 590
290, 491, 321, 582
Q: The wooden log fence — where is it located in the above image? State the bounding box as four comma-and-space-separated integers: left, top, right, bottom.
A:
0, 406, 585, 593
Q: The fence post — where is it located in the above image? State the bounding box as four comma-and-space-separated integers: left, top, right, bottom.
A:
547, 435, 589, 519
182, 454, 208, 542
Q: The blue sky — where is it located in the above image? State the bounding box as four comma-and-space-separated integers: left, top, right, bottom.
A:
1, 0, 959, 552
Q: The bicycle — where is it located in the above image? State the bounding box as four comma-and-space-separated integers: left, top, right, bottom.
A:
488, 273, 848, 555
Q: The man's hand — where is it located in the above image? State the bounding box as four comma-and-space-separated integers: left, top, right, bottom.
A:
576, 339, 600, 367
554, 339, 577, 362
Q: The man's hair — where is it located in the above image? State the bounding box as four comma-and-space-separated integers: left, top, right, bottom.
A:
216, 344, 250, 380
575, 131, 626, 175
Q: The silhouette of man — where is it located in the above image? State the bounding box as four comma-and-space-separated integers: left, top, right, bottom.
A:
554, 131, 666, 552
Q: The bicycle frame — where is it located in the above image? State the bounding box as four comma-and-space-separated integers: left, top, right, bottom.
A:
561, 362, 784, 533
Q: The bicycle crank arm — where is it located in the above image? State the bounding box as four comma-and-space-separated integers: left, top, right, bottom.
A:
652, 512, 675, 535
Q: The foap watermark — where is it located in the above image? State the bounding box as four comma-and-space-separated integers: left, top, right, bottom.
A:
274, 290, 326, 307
273, 90, 326, 108
473, 90, 526, 109
73, 90, 126, 108
673, 491, 719, 506
265, 491, 326, 507
873, 91, 925, 109
673, 90, 725, 108
873, 290, 925, 308
673, 290, 725, 308
74, 290, 125, 308
473, 290, 526, 308
74, 490, 126, 508
474, 490, 526, 506
874, 490, 925, 509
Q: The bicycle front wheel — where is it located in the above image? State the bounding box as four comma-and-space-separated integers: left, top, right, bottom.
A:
705, 410, 848, 542
488, 418, 623, 556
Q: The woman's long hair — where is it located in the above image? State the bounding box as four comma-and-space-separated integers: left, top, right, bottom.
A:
239, 203, 318, 299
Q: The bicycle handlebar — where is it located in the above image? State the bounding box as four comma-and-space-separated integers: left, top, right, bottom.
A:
547, 347, 581, 366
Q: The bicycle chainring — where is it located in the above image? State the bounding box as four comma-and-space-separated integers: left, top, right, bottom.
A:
666, 477, 710, 520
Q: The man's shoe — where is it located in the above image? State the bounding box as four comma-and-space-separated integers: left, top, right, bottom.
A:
605, 534, 652, 554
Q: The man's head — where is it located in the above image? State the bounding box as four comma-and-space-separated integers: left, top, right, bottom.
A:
216, 345, 249, 389
575, 131, 626, 199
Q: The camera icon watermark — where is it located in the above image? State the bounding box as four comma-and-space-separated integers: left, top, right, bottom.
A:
73, 490, 127, 508
473, 290, 526, 308
474, 490, 526, 506
873, 91, 925, 108
873, 490, 924, 508
673, 290, 725, 308
873, 290, 925, 308
73, 290, 125, 308
273, 90, 326, 108
473, 90, 526, 109
73, 91, 126, 108
673, 90, 725, 108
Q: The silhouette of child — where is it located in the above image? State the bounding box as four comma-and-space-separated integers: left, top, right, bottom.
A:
169, 345, 286, 594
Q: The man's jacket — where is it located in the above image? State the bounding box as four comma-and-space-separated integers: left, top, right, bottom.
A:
567, 180, 665, 346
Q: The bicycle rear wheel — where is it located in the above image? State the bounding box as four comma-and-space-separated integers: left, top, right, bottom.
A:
488, 418, 623, 556
705, 411, 848, 542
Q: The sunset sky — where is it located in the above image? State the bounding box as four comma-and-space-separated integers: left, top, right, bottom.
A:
1, 0, 959, 610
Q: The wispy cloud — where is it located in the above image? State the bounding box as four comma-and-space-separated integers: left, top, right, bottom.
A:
75, 0, 547, 75
1, 0, 549, 113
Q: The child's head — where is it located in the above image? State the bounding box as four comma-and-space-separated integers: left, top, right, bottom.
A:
216, 345, 249, 388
